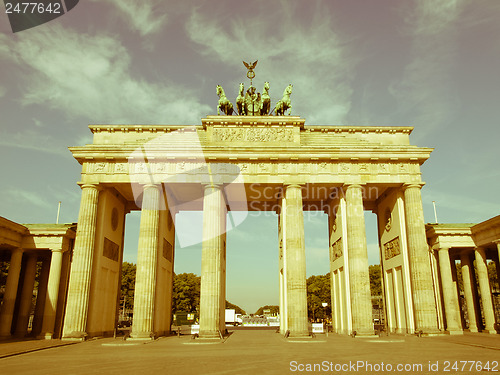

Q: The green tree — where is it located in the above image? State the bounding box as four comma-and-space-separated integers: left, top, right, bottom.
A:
121, 262, 136, 310
172, 273, 200, 313
0, 261, 9, 303
488, 261, 499, 292
307, 273, 331, 320
369, 265, 382, 296
456, 261, 499, 294
255, 305, 279, 315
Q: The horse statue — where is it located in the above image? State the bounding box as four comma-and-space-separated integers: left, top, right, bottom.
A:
244, 86, 260, 115
260, 81, 271, 115
236, 83, 246, 115
216, 85, 234, 115
274, 84, 293, 116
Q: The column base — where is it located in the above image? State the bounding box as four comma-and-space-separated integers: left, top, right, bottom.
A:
128, 335, 155, 341
287, 331, 310, 338
62, 331, 88, 341
482, 329, 498, 335
129, 331, 155, 340
351, 328, 375, 336
198, 330, 222, 339
447, 330, 464, 335
36, 333, 54, 340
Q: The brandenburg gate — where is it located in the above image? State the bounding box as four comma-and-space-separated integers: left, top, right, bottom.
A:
61, 109, 441, 339
0, 62, 497, 341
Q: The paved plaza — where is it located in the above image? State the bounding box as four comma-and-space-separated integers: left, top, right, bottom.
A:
1, 330, 499, 375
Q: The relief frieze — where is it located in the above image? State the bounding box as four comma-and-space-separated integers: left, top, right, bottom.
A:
339, 163, 350, 173
114, 163, 128, 173
384, 236, 401, 260
379, 163, 389, 173
103, 237, 119, 262
163, 239, 173, 261
213, 127, 294, 142
331, 238, 343, 262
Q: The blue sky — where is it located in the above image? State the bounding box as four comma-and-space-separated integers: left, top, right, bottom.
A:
1, 0, 499, 313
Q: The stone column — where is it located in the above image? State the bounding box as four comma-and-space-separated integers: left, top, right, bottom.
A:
38, 249, 64, 339
475, 247, 496, 333
0, 248, 24, 338
131, 184, 160, 339
220, 243, 227, 333
62, 184, 100, 339
14, 254, 38, 337
344, 184, 373, 335
278, 203, 288, 335
437, 248, 462, 334
495, 242, 500, 294
199, 184, 226, 338
403, 184, 439, 333
284, 184, 308, 337
460, 253, 480, 332
31, 257, 50, 336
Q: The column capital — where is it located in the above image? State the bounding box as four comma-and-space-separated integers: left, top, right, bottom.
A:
343, 183, 364, 188
203, 183, 223, 191
437, 246, 451, 252
341, 183, 365, 195
12, 247, 24, 255
142, 183, 161, 190
474, 246, 488, 258
80, 183, 101, 191
284, 183, 304, 190
402, 183, 425, 191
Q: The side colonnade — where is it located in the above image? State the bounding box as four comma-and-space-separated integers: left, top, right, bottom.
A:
0, 218, 75, 339
427, 217, 500, 335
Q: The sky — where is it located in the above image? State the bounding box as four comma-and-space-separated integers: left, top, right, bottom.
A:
1, 0, 500, 314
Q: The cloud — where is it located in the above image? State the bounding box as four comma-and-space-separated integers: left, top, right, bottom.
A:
389, 0, 465, 140
4, 189, 53, 210
92, 0, 167, 36
422, 187, 500, 223
409, 0, 463, 36
0, 129, 69, 156
185, 3, 355, 124
0, 25, 211, 125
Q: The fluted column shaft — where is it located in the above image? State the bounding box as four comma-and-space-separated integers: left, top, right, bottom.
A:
403, 184, 439, 332
475, 247, 496, 333
0, 248, 24, 338
345, 184, 373, 335
199, 184, 226, 338
284, 184, 308, 337
131, 184, 160, 339
437, 248, 462, 333
495, 242, 500, 295
31, 258, 50, 336
39, 249, 64, 339
460, 253, 480, 332
15, 255, 38, 336
62, 184, 100, 339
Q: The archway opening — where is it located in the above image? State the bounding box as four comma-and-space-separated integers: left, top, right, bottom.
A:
365, 212, 384, 333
